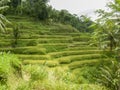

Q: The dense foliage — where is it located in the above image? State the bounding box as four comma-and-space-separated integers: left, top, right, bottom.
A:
0, 0, 10, 32
90, 0, 120, 90
4, 0, 94, 32
0, 53, 22, 89
98, 61, 120, 90
0, 0, 120, 90
90, 0, 120, 51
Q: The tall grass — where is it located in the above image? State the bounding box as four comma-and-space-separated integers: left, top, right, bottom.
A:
0, 52, 22, 89
17, 65, 109, 90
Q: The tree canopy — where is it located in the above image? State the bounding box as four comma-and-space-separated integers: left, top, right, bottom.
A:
90, 0, 120, 51
4, 0, 94, 32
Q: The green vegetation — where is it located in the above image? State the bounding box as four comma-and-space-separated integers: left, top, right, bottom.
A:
0, 53, 109, 90
97, 61, 120, 90
0, 0, 120, 90
90, 0, 120, 51
0, 0, 10, 32
0, 53, 22, 89
6, 0, 94, 32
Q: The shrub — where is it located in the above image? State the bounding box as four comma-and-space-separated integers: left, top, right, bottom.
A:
23, 65, 48, 82
12, 47, 46, 55
96, 61, 120, 90
0, 52, 22, 85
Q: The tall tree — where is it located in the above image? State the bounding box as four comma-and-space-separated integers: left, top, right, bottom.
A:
24, 0, 49, 20
10, 0, 21, 8
90, 0, 120, 51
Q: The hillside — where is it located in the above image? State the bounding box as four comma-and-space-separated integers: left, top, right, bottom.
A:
1, 16, 110, 69
0, 15, 111, 90
0, 16, 108, 68
1, 0, 120, 89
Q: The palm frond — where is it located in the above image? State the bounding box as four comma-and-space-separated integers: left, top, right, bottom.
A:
0, 6, 9, 12
0, 4, 10, 32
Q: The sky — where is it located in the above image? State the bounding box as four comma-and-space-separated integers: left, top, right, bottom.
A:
49, 0, 111, 20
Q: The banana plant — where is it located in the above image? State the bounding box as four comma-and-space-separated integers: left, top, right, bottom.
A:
97, 61, 120, 90
90, 9, 120, 51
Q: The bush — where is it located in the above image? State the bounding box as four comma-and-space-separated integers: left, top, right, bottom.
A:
96, 61, 120, 90
23, 65, 48, 82
0, 52, 22, 85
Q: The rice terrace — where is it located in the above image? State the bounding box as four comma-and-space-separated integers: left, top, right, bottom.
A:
0, 0, 120, 90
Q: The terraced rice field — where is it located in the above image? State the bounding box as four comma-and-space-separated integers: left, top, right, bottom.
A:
0, 16, 108, 70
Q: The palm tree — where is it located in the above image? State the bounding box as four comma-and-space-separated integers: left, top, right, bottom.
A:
0, 0, 10, 32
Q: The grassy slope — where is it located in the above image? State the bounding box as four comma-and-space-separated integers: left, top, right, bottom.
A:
1, 16, 108, 67
0, 15, 110, 89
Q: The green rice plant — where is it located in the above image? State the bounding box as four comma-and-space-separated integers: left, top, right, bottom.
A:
71, 54, 103, 62
73, 36, 90, 41
70, 58, 110, 69
23, 60, 59, 67
79, 84, 109, 90
22, 47, 46, 54
22, 60, 46, 65
49, 50, 102, 58
13, 47, 46, 55
48, 24, 78, 33
43, 44, 68, 53
19, 34, 31, 39
0, 41, 11, 47
59, 58, 71, 64
69, 60, 99, 70
13, 39, 37, 47
18, 55, 50, 60
50, 33, 81, 36
38, 35, 70, 39
67, 46, 98, 51
58, 54, 102, 64
44, 61, 59, 67
26, 40, 38, 46
38, 38, 72, 44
